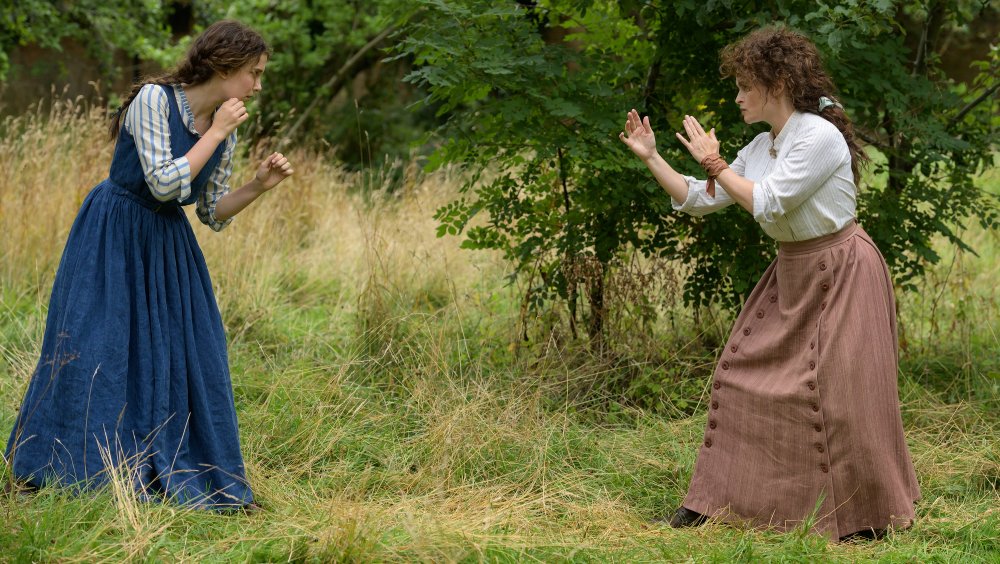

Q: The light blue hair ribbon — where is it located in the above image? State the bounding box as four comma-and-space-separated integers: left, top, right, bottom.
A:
819, 96, 843, 112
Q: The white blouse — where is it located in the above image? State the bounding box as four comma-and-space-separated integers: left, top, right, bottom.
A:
125, 84, 235, 232
672, 111, 857, 242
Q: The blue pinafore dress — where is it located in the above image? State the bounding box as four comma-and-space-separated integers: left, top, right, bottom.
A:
6, 85, 253, 509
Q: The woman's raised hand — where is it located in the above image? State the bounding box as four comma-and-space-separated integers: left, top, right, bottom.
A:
254, 152, 294, 190
211, 98, 249, 139
675, 115, 719, 163
619, 109, 657, 162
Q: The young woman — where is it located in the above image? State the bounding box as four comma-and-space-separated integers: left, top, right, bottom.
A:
620, 26, 919, 540
6, 20, 292, 510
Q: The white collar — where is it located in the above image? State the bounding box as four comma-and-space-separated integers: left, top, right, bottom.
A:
771, 111, 803, 154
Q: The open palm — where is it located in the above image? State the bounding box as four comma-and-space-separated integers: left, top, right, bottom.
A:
619, 109, 657, 161
675, 114, 720, 163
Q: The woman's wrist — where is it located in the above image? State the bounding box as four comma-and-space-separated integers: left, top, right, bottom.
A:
244, 176, 268, 194
699, 153, 729, 198
642, 150, 663, 167
204, 127, 229, 146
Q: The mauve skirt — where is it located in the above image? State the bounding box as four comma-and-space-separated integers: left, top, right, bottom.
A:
682, 222, 920, 539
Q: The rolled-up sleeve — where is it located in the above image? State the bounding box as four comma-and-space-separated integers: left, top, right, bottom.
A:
752, 126, 847, 225
196, 132, 236, 232
671, 149, 747, 217
125, 84, 192, 202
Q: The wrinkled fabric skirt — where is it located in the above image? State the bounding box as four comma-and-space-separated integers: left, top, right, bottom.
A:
682, 222, 919, 539
6, 181, 252, 509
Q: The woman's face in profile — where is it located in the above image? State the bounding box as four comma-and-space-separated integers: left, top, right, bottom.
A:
219, 54, 268, 102
735, 79, 769, 125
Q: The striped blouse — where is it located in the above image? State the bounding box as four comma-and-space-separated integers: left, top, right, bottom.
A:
673, 111, 857, 242
125, 84, 235, 231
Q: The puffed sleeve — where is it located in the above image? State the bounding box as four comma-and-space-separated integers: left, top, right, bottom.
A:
195, 131, 236, 232
752, 123, 849, 225
671, 148, 747, 217
125, 84, 193, 203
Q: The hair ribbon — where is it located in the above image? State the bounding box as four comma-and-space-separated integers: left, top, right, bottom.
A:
819, 96, 843, 112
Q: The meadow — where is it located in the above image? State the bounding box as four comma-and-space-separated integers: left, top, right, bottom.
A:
0, 98, 997, 562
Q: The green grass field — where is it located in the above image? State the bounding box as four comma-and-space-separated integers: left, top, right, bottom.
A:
0, 100, 997, 562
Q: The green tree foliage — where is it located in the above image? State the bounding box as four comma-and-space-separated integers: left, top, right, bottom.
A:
0, 0, 173, 82
397, 0, 998, 344
398, 0, 664, 344
2, 1, 426, 169
827, 1, 1000, 286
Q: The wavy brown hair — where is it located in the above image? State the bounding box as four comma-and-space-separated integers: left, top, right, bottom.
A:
719, 26, 868, 184
108, 20, 270, 140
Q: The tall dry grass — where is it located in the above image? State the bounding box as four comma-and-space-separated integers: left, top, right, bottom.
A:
0, 95, 110, 292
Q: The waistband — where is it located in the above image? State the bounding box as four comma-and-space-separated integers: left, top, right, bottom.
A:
778, 221, 860, 256
102, 180, 181, 214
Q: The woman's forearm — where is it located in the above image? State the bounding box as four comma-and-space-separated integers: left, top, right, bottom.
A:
184, 130, 229, 181
213, 178, 267, 221
643, 152, 690, 203
715, 168, 755, 213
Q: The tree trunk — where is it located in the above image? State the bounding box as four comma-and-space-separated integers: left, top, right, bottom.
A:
587, 260, 606, 355
558, 148, 579, 340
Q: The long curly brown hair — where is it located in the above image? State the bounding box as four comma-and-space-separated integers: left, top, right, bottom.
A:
108, 20, 270, 140
720, 26, 868, 184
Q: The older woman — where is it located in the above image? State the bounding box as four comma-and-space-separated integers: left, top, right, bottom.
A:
620, 26, 919, 540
